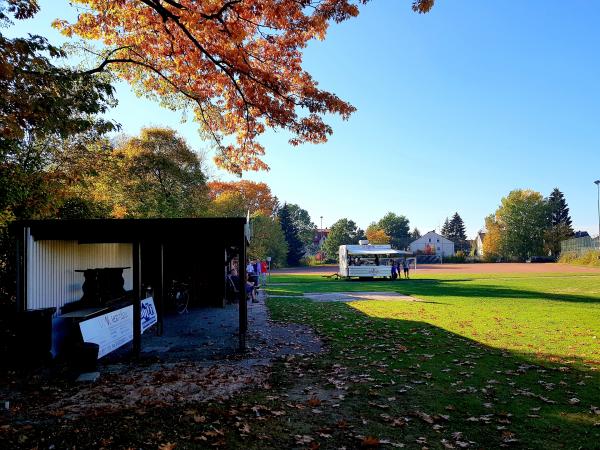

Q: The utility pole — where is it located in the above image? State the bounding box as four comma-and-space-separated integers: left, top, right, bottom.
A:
595, 180, 600, 245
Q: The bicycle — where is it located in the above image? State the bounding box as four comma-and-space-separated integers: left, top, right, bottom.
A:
168, 279, 190, 314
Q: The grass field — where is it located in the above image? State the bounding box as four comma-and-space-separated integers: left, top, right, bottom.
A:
3, 271, 598, 449
264, 272, 600, 449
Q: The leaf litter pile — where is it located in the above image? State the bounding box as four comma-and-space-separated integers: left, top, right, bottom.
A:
1, 279, 599, 449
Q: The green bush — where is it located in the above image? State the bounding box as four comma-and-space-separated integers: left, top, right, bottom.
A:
442, 252, 466, 263
302, 255, 322, 266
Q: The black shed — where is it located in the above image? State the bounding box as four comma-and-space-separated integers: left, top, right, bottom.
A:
12, 218, 250, 355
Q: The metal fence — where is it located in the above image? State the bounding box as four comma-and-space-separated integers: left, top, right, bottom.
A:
560, 236, 600, 256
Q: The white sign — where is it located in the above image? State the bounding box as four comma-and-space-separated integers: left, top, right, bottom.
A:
80, 305, 133, 358
141, 297, 157, 333
79, 299, 158, 359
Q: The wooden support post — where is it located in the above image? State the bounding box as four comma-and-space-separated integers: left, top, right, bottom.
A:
132, 241, 142, 355
15, 227, 24, 312
238, 234, 247, 352
158, 243, 164, 336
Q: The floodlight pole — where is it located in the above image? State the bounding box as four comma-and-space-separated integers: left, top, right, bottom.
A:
595, 180, 600, 245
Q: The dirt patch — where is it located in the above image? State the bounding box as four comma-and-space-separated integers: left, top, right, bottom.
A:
303, 292, 420, 303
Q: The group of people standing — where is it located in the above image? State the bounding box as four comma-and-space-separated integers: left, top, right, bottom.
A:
226, 259, 268, 303
391, 259, 411, 280
246, 259, 267, 287
245, 259, 268, 303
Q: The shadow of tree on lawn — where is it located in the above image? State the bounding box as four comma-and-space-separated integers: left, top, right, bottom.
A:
270, 277, 600, 304
267, 296, 600, 449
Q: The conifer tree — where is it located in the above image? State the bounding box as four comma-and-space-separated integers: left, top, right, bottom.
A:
449, 212, 468, 252
547, 188, 573, 229
441, 218, 450, 238
545, 188, 574, 255
277, 203, 305, 266
449, 213, 467, 241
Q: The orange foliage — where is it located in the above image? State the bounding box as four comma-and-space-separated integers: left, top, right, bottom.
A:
208, 180, 277, 216
366, 226, 390, 245
54, 0, 433, 174
483, 214, 502, 259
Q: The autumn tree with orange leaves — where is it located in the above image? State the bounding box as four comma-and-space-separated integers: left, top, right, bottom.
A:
54, 0, 434, 174
207, 180, 278, 216
366, 224, 391, 245
482, 214, 502, 261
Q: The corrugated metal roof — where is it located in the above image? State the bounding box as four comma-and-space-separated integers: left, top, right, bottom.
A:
13, 218, 247, 244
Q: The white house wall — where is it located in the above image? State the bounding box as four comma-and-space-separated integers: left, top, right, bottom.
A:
26, 229, 133, 313
409, 233, 455, 257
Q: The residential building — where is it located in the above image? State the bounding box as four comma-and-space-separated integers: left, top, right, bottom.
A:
313, 228, 329, 261
474, 230, 486, 256
408, 231, 454, 257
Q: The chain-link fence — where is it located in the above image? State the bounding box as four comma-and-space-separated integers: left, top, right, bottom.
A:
560, 236, 600, 255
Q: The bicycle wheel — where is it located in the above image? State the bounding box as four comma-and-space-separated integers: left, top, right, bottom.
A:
174, 289, 189, 314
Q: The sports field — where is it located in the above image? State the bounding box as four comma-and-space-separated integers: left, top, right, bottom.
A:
263, 269, 600, 449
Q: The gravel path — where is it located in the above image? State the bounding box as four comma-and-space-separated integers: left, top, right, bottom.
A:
1, 290, 323, 422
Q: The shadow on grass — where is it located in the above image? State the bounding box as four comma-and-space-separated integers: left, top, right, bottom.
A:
267, 296, 600, 448
400, 278, 600, 304
269, 277, 600, 304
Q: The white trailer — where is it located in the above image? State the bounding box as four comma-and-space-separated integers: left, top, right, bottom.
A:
338, 240, 413, 279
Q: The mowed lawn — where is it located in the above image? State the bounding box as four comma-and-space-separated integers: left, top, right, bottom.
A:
265, 272, 600, 449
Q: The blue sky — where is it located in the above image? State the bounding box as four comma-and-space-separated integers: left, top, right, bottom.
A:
8, 1, 600, 237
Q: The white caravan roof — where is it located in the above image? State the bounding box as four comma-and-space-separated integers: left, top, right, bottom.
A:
343, 244, 412, 256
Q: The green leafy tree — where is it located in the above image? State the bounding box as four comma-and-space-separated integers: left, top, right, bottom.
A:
410, 227, 421, 241
278, 204, 305, 266
0, 3, 118, 306
286, 203, 317, 253
99, 128, 209, 218
249, 214, 288, 268
1, 4, 116, 164
544, 188, 573, 256
207, 191, 246, 218
491, 189, 549, 261
56, 197, 111, 219
377, 212, 410, 249
322, 218, 363, 261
